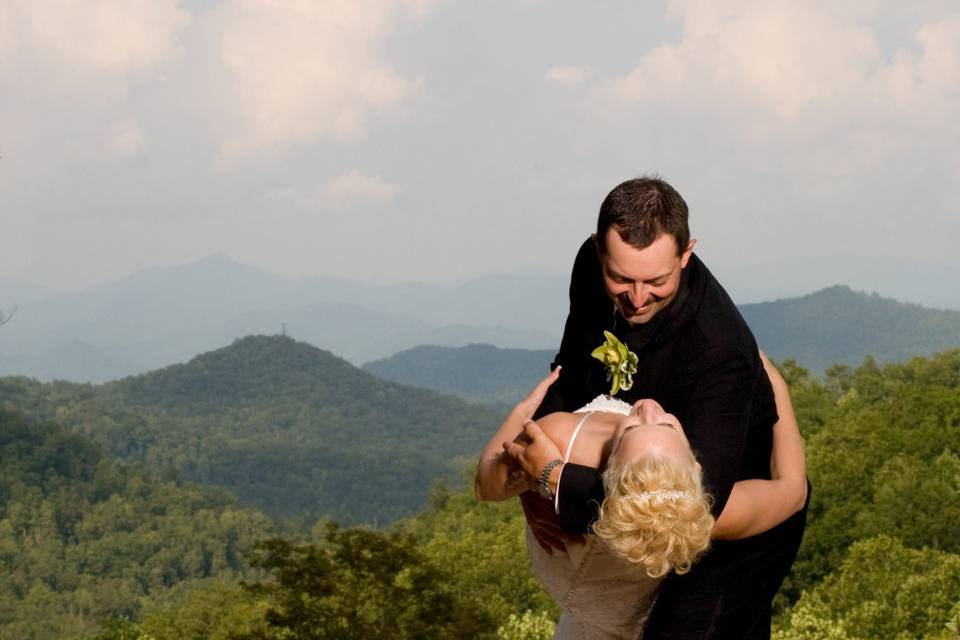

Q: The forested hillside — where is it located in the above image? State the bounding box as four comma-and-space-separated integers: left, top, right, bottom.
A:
3, 340, 958, 639
0, 336, 503, 525
0, 407, 275, 639
741, 285, 960, 372
107, 350, 960, 639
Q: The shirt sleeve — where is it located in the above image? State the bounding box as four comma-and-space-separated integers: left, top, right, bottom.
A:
534, 238, 612, 533
535, 238, 608, 419
673, 345, 763, 517
556, 463, 606, 533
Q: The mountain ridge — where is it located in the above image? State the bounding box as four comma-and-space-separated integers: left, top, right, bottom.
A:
362, 285, 960, 401
740, 284, 960, 372
0, 335, 503, 525
3, 250, 959, 383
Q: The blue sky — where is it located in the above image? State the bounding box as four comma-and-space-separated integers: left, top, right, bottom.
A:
2, 0, 958, 302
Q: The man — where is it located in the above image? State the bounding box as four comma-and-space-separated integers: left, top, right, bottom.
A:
514, 176, 808, 639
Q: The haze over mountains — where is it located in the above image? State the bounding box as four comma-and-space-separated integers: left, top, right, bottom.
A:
2, 254, 959, 383
0, 255, 565, 382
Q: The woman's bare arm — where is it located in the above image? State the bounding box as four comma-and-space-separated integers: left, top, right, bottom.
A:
475, 369, 562, 502
712, 352, 808, 540
475, 412, 570, 501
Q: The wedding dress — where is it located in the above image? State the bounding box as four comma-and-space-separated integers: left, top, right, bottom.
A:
525, 396, 660, 639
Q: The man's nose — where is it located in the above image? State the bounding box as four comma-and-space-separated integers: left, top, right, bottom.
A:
629, 283, 648, 306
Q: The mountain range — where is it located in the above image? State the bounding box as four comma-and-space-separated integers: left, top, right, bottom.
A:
740, 285, 960, 372
3, 254, 960, 384
0, 335, 502, 525
364, 344, 557, 406
0, 255, 565, 381
365, 286, 960, 402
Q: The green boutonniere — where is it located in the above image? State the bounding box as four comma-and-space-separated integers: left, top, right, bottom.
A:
591, 331, 638, 395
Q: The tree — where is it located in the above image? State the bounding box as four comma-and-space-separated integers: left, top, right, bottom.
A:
775, 536, 960, 640
234, 522, 490, 640
399, 479, 558, 626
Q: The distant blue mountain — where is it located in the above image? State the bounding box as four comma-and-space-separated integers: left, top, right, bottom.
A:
364, 344, 556, 406
0, 256, 563, 381
0, 339, 138, 382
740, 285, 960, 373
362, 286, 960, 402
0, 277, 58, 306
3, 254, 958, 384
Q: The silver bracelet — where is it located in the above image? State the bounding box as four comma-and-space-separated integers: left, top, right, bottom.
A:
537, 458, 564, 500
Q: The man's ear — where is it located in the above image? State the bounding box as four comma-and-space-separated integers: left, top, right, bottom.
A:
680, 239, 696, 268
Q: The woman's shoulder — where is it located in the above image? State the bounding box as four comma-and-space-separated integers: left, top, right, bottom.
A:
537, 412, 582, 453
539, 411, 619, 467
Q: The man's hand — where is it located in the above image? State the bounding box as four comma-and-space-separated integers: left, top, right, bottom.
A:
519, 490, 580, 553
505, 467, 536, 494
504, 418, 579, 553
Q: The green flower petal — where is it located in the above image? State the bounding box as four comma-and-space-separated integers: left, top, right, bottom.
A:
592, 331, 639, 396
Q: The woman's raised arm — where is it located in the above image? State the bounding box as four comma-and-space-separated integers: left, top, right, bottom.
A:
475, 368, 562, 502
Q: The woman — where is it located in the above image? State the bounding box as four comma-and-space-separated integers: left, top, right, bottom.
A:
475, 353, 807, 639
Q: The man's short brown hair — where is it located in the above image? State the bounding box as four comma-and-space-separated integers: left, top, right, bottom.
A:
596, 176, 690, 256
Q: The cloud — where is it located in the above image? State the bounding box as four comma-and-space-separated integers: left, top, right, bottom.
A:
882, 15, 960, 115
594, 1, 960, 177
0, 0, 190, 77
270, 170, 402, 210
0, 0, 190, 196
602, 1, 960, 128
544, 65, 594, 88
0, 0, 438, 178
317, 170, 402, 208
575, 0, 960, 264
200, 0, 436, 165
608, 1, 883, 119
105, 118, 146, 158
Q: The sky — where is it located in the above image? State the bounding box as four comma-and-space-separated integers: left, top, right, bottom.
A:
2, 0, 959, 299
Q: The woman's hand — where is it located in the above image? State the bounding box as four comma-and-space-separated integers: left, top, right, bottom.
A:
514, 366, 562, 420
502, 368, 565, 482
475, 367, 561, 504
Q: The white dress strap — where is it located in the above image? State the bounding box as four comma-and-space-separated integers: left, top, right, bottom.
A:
564, 412, 593, 463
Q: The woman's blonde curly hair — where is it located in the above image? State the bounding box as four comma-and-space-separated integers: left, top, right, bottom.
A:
592, 454, 714, 578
